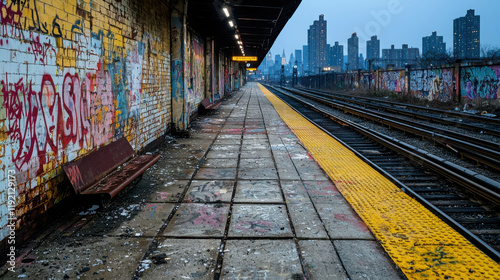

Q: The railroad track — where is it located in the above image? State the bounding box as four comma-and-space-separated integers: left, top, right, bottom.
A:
281, 86, 500, 172
263, 84, 500, 262
296, 86, 500, 136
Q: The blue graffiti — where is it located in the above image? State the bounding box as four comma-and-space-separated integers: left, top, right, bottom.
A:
461, 66, 500, 100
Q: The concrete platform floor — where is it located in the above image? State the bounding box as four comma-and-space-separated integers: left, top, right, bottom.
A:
2, 83, 405, 279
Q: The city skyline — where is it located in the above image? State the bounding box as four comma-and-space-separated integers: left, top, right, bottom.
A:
268, 0, 500, 58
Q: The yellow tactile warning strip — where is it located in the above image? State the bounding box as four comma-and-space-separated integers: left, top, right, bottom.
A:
258, 83, 500, 279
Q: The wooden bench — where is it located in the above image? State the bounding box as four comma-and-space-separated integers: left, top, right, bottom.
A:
201, 98, 221, 110
63, 138, 161, 199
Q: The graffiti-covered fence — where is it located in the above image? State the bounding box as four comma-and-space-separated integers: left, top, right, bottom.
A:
298, 62, 500, 104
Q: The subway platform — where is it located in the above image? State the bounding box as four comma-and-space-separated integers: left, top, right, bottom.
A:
3, 83, 406, 279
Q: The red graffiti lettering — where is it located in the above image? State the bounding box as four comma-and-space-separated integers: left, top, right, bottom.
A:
2, 75, 39, 171
2, 68, 115, 172
28, 33, 56, 65
0, 0, 23, 37
62, 73, 91, 148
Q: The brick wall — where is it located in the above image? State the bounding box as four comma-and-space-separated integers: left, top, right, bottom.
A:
0, 0, 171, 244
185, 30, 205, 117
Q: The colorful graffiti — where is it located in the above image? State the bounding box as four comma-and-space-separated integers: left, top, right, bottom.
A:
410, 69, 454, 102
186, 32, 205, 114
0, 0, 64, 40
379, 71, 405, 92
372, 69, 454, 101
460, 66, 500, 100
224, 68, 231, 96
1, 68, 115, 172
234, 70, 239, 90
170, 11, 186, 130
0, 0, 172, 242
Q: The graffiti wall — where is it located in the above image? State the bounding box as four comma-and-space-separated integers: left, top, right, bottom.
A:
460, 66, 500, 100
185, 31, 205, 115
0, 0, 171, 241
304, 63, 500, 104
374, 69, 453, 101
410, 68, 454, 102
378, 71, 406, 93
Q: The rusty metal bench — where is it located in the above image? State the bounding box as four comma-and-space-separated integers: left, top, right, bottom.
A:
63, 137, 161, 199
201, 98, 221, 110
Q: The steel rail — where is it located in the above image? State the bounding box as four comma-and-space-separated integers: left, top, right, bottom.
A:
267, 85, 500, 262
299, 86, 500, 125
282, 87, 500, 171
297, 87, 500, 137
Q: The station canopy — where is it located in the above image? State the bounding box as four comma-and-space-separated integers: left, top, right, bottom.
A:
187, 0, 302, 66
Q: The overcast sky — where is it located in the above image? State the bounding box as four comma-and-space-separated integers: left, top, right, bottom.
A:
269, 0, 500, 59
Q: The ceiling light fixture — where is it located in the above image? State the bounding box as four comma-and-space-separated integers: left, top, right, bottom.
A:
228, 20, 234, 28
222, 7, 230, 18
235, 34, 239, 39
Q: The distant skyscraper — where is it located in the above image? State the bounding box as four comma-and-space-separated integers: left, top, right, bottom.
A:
267, 51, 274, 68
382, 45, 400, 69
265, 52, 274, 74
307, 14, 327, 72
382, 44, 419, 69
295, 49, 302, 74
327, 46, 332, 66
295, 49, 302, 64
347, 33, 359, 71
275, 54, 281, 66
422, 31, 446, 57
402, 44, 420, 66
453, 9, 480, 59
303, 45, 309, 74
281, 49, 287, 65
331, 42, 343, 69
366, 35, 380, 69
326, 44, 331, 65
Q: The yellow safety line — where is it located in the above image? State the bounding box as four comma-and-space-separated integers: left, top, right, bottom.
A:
258, 83, 500, 280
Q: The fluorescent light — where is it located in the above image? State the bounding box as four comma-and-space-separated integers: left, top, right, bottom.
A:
235, 34, 239, 39
223, 7, 230, 18
228, 20, 234, 28
238, 41, 242, 45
